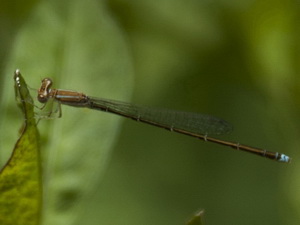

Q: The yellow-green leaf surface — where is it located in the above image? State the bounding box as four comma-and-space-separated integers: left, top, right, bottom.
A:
1, 0, 134, 225
0, 71, 41, 225
186, 210, 204, 225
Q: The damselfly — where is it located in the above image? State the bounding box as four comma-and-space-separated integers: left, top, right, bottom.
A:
32, 70, 290, 163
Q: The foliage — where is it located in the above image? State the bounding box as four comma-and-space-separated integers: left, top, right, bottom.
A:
0, 71, 41, 225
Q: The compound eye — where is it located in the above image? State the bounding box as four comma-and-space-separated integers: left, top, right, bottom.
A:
38, 77, 53, 103
38, 94, 48, 103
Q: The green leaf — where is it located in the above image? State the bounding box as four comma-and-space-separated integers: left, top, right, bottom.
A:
186, 210, 205, 225
2, 0, 134, 224
0, 70, 41, 225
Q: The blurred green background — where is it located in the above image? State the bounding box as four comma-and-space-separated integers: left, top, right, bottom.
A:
0, 0, 299, 225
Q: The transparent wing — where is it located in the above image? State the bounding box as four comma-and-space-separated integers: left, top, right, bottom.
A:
88, 97, 232, 135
